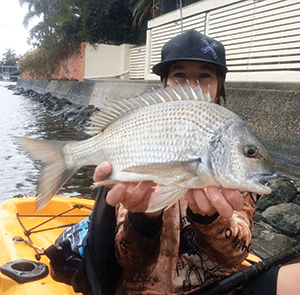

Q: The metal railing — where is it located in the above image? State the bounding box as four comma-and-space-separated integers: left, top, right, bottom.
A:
0, 65, 21, 80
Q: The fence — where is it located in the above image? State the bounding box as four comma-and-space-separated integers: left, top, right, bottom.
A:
129, 45, 146, 80
129, 0, 300, 82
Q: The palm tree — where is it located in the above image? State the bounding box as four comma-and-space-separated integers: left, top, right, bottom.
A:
19, 0, 54, 28
1, 48, 19, 66
131, 0, 200, 28
131, 0, 161, 27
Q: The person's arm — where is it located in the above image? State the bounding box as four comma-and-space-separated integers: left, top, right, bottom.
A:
114, 205, 163, 273
188, 192, 257, 267
93, 163, 255, 269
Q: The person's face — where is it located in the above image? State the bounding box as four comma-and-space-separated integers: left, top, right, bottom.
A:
166, 61, 218, 102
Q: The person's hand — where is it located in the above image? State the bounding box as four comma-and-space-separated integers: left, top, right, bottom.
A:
93, 162, 162, 218
186, 187, 244, 219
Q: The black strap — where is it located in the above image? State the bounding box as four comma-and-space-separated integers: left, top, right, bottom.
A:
84, 187, 122, 295
45, 241, 82, 285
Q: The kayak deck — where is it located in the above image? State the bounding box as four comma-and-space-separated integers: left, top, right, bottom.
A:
0, 196, 94, 294
0, 196, 260, 294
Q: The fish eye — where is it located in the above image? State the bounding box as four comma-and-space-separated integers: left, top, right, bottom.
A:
244, 145, 258, 158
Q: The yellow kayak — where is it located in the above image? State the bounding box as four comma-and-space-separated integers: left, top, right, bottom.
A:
0, 196, 260, 295
0, 196, 94, 294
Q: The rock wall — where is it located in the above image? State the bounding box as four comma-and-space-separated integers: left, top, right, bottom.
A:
18, 79, 95, 105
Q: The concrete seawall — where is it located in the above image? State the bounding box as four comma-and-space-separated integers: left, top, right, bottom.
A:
17, 79, 300, 179
17, 79, 159, 106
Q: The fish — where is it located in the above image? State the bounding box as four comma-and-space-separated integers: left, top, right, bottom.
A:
19, 83, 277, 211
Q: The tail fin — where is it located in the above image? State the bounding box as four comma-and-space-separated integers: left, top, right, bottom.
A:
18, 137, 77, 210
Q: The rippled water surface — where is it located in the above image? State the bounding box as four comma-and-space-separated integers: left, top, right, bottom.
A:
0, 81, 96, 203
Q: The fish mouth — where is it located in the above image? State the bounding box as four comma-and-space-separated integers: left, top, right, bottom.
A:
249, 172, 278, 195
259, 172, 278, 182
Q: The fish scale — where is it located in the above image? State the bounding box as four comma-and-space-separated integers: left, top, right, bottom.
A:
98, 101, 213, 167
18, 84, 276, 211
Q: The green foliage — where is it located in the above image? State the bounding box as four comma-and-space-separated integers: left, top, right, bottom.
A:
20, 0, 146, 48
18, 42, 77, 79
19, 0, 146, 77
18, 0, 201, 77
20, 0, 202, 49
131, 0, 201, 28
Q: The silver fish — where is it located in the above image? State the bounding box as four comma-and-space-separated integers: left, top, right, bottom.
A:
19, 84, 276, 211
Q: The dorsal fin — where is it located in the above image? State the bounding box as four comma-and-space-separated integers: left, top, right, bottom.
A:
85, 84, 212, 135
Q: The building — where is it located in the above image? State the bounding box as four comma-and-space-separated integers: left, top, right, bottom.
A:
22, 0, 300, 84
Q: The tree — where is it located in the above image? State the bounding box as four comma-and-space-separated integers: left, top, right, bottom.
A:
19, 0, 202, 49
1, 48, 19, 66
62, 0, 145, 45
19, 0, 146, 48
18, 0, 202, 78
18, 0, 147, 77
132, 0, 159, 27
131, 0, 202, 28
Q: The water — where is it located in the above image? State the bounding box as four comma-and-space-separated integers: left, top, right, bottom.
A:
0, 81, 96, 204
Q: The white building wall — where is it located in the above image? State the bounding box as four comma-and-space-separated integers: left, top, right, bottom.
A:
85, 43, 132, 80
142, 0, 300, 83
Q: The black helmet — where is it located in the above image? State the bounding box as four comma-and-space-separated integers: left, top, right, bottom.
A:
152, 29, 227, 77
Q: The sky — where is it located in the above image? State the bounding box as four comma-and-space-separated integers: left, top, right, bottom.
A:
0, 0, 40, 58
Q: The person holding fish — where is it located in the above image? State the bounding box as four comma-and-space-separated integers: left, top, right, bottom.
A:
19, 30, 299, 294
92, 30, 300, 295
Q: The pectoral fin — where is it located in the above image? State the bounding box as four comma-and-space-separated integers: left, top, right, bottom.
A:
122, 160, 200, 177
91, 178, 119, 188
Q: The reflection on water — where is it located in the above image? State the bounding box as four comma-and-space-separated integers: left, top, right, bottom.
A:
0, 81, 97, 203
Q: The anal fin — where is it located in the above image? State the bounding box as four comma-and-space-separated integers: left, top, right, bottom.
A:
146, 186, 188, 212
